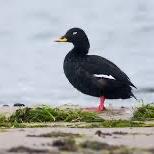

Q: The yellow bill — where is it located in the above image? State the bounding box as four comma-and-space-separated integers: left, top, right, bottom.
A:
54, 37, 67, 42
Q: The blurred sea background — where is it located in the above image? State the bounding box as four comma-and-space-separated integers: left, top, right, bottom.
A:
0, 0, 154, 107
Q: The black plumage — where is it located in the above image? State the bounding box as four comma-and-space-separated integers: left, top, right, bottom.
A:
55, 28, 136, 111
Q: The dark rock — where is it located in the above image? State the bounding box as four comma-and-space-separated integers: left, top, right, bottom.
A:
14, 103, 25, 107
95, 130, 112, 137
2, 104, 9, 107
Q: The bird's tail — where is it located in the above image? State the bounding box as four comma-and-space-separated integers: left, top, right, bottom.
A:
131, 92, 137, 100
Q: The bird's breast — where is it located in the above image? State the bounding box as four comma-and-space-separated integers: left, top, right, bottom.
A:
63, 57, 79, 82
63, 54, 86, 88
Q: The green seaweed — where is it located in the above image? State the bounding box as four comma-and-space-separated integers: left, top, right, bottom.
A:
132, 103, 154, 121
0, 105, 154, 128
9, 106, 103, 123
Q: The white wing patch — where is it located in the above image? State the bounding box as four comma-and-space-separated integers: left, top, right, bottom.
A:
94, 74, 115, 80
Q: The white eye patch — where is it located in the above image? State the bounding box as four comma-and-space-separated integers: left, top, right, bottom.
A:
94, 74, 115, 80
73, 32, 77, 35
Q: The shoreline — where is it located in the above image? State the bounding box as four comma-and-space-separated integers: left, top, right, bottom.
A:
0, 104, 133, 120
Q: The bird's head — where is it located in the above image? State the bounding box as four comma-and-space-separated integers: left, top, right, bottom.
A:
55, 28, 90, 53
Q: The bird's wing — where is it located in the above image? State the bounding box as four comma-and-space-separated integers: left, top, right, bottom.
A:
81, 55, 136, 88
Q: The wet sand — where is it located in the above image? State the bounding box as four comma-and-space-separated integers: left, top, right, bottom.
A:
0, 127, 154, 154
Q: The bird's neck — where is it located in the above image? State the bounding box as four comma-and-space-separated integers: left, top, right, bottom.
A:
72, 42, 90, 55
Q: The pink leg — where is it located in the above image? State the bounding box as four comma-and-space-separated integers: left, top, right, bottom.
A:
97, 96, 106, 112
82, 96, 106, 112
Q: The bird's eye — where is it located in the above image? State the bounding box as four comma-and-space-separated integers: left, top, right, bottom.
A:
73, 32, 77, 35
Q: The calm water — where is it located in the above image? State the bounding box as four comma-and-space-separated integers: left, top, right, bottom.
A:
0, 0, 154, 106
